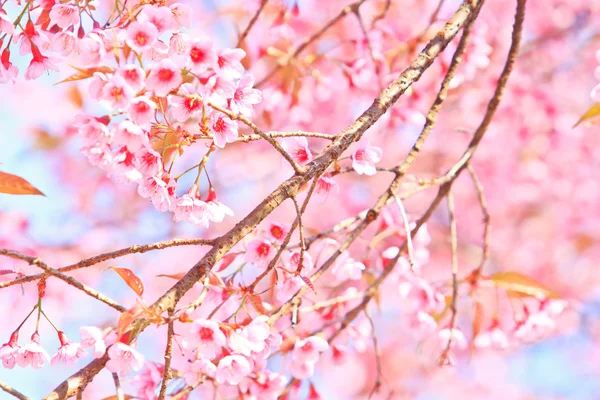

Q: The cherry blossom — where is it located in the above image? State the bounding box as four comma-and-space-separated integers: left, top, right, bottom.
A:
245, 239, 276, 270
146, 59, 183, 97
215, 355, 251, 385
351, 141, 383, 176
281, 137, 312, 165
189, 319, 227, 359
210, 113, 239, 148
50, 332, 87, 366
106, 342, 145, 376
79, 326, 113, 358
126, 21, 159, 54
0, 332, 20, 369
17, 332, 49, 369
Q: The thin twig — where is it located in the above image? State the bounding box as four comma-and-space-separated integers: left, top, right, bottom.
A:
158, 309, 175, 400
355, 8, 382, 88
439, 192, 459, 365
112, 373, 124, 400
371, 0, 391, 28
291, 196, 306, 275
0, 238, 216, 289
467, 163, 490, 278
0, 250, 125, 312
0, 381, 30, 400
392, 193, 415, 271
237, 0, 268, 46
365, 308, 384, 400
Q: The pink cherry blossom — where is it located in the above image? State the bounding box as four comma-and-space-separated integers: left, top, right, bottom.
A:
113, 120, 149, 153
398, 277, 445, 314
314, 176, 339, 200
188, 37, 218, 74
228, 316, 271, 356
17, 332, 50, 369
438, 327, 468, 350
216, 48, 246, 78
210, 113, 238, 148
289, 359, 315, 379
106, 342, 144, 376
351, 141, 383, 176
331, 252, 365, 281
248, 372, 287, 400
169, 83, 204, 122
291, 336, 329, 364
184, 357, 217, 385
77, 33, 106, 66
126, 21, 159, 54
245, 239, 275, 269
128, 96, 157, 128
117, 64, 146, 91
215, 355, 251, 385
52, 31, 77, 57
0, 331, 20, 369
50, 332, 87, 365
139, 5, 175, 34
100, 75, 135, 110
24, 46, 58, 81
0, 48, 18, 84
189, 319, 226, 359
146, 59, 182, 97
49, 4, 79, 29
138, 176, 174, 212
133, 362, 164, 399
230, 74, 262, 116
281, 137, 312, 165
79, 326, 113, 358
133, 146, 163, 178
170, 3, 193, 28
0, 11, 14, 35
266, 222, 288, 244
474, 322, 509, 350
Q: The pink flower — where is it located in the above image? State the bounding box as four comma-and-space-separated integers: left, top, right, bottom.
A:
189, 319, 226, 359
438, 327, 468, 350
126, 21, 159, 53
138, 176, 174, 212
0, 11, 14, 35
49, 4, 79, 29
169, 83, 203, 122
79, 326, 114, 358
210, 113, 238, 148
133, 147, 163, 178
275, 271, 303, 302
216, 355, 251, 385
283, 250, 314, 273
331, 252, 365, 281
25, 46, 59, 80
146, 59, 182, 97
291, 336, 329, 364
133, 362, 164, 399
228, 316, 271, 356
139, 5, 175, 34
78, 32, 106, 66
170, 3, 193, 29
106, 342, 144, 376
113, 120, 149, 153
101, 75, 135, 109
245, 239, 275, 269
216, 48, 246, 78
18, 21, 50, 55
0, 48, 18, 84
408, 311, 438, 337
230, 74, 262, 116
184, 357, 217, 385
474, 321, 509, 350
314, 176, 339, 199
398, 277, 445, 314
206, 199, 234, 223
351, 141, 383, 176
281, 137, 312, 165
17, 332, 50, 369
289, 359, 315, 379
0, 331, 20, 369
248, 372, 287, 400
128, 96, 157, 128
117, 64, 146, 91
343, 58, 375, 89
51, 332, 87, 365
266, 222, 288, 244
188, 37, 217, 74
52, 31, 77, 56
171, 187, 210, 227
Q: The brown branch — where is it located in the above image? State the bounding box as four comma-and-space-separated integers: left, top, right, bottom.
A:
158, 310, 175, 400
291, 196, 306, 275
41, 1, 482, 396
112, 373, 124, 400
43, 354, 109, 400
0, 238, 216, 289
439, 192, 458, 365
237, 0, 268, 46
0, 381, 30, 400
0, 250, 126, 312
371, 0, 391, 28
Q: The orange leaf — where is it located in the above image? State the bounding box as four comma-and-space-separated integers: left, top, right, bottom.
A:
208, 271, 226, 288
216, 252, 241, 272
574, 102, 600, 127
300, 275, 316, 294
490, 271, 558, 299
66, 86, 84, 108
100, 395, 135, 400
0, 172, 45, 196
156, 272, 186, 280
110, 267, 144, 296
247, 294, 266, 315
55, 66, 113, 84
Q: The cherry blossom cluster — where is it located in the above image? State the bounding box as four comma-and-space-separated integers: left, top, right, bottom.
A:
69, 3, 263, 227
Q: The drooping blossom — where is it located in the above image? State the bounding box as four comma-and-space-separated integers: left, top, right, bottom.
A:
50, 331, 87, 365
17, 332, 50, 369
0, 331, 20, 369
24, 45, 59, 81
281, 137, 312, 165
79, 326, 115, 358
215, 355, 252, 385
106, 342, 145, 376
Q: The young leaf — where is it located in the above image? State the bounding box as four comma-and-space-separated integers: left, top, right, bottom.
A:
573, 102, 600, 127
0, 172, 45, 196
490, 271, 558, 299
300, 275, 316, 294
247, 294, 266, 315
55, 66, 113, 85
156, 272, 186, 280
110, 267, 144, 296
